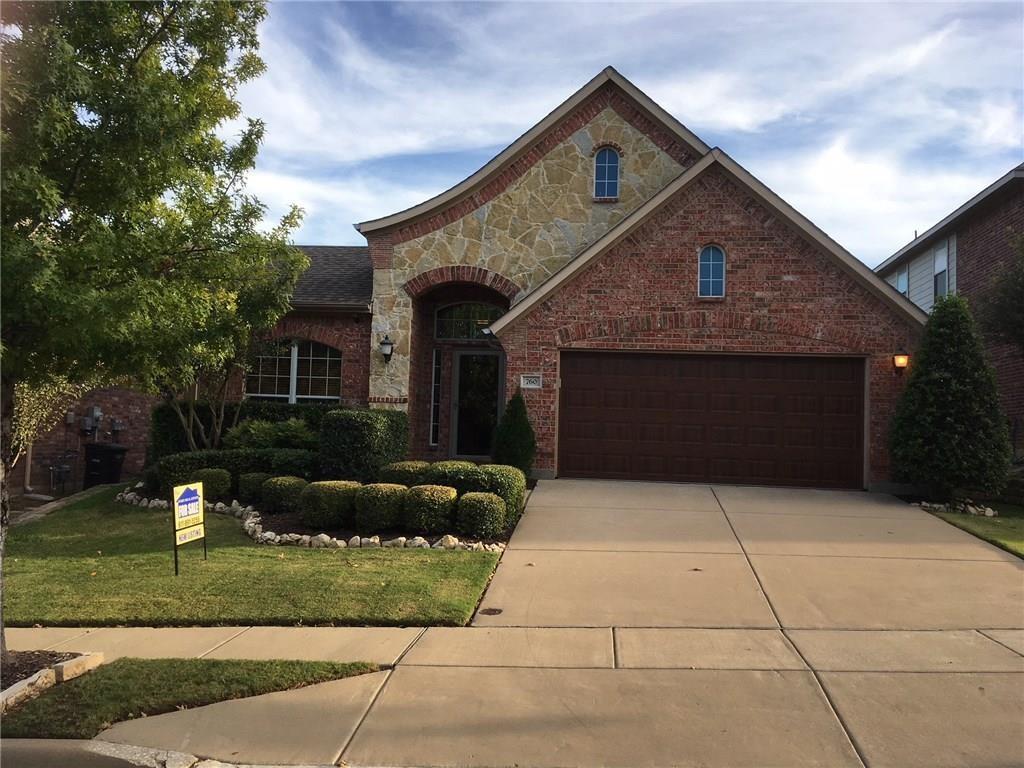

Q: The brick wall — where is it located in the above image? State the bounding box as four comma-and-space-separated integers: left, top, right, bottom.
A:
496, 166, 922, 485
954, 184, 1024, 447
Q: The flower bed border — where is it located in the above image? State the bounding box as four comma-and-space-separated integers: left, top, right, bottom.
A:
1, 653, 104, 713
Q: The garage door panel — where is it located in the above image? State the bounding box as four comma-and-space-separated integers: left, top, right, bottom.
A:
558, 352, 864, 489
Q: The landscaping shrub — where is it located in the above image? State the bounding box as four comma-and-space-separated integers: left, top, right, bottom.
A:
300, 481, 361, 529
238, 472, 272, 504
378, 460, 430, 487
263, 448, 318, 480
149, 401, 338, 462
456, 492, 506, 540
261, 476, 309, 514
891, 294, 1011, 500
319, 409, 409, 482
354, 483, 407, 531
422, 460, 488, 496
479, 464, 527, 526
141, 464, 161, 495
404, 485, 458, 534
190, 468, 231, 501
157, 448, 318, 496
492, 389, 536, 474
223, 418, 318, 451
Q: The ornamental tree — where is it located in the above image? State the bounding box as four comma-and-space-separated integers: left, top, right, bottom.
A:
890, 295, 1011, 500
493, 389, 537, 474
0, 0, 303, 659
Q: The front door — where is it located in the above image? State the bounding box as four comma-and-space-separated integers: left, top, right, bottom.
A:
452, 351, 502, 458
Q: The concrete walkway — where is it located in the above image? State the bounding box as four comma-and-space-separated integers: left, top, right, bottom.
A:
5, 480, 1024, 767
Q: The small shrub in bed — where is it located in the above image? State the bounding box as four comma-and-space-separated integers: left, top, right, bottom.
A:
238, 472, 272, 504
223, 418, 318, 451
354, 483, 407, 531
404, 485, 457, 534
191, 468, 231, 501
422, 461, 488, 496
261, 476, 309, 514
456, 492, 506, 540
479, 465, 527, 526
378, 460, 430, 487
300, 481, 361, 529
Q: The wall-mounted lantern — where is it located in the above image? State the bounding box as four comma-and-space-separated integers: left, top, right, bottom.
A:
379, 335, 395, 364
892, 352, 910, 373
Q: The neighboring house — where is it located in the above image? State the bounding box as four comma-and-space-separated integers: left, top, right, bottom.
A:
875, 164, 1024, 448
23, 67, 929, 494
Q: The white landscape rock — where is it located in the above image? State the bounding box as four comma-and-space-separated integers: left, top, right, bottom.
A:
383, 537, 407, 548
348, 535, 361, 548
361, 536, 381, 548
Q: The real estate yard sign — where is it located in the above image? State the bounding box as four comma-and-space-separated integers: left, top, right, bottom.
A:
172, 483, 207, 575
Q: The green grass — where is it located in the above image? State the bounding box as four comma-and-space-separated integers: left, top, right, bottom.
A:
2, 657, 378, 739
934, 502, 1024, 558
4, 487, 498, 626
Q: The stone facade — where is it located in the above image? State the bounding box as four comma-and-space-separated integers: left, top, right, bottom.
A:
495, 166, 921, 484
367, 94, 690, 407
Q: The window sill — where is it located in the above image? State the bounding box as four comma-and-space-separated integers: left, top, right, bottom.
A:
592, 197, 619, 204
696, 296, 726, 302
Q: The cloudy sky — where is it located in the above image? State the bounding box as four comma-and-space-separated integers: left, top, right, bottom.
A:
233, 1, 1023, 267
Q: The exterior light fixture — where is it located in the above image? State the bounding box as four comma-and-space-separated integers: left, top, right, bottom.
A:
379, 335, 395, 364
893, 352, 910, 372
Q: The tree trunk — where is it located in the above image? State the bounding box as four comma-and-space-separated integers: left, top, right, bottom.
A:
1, 375, 16, 662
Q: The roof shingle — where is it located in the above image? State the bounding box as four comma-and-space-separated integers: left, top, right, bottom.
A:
291, 245, 372, 309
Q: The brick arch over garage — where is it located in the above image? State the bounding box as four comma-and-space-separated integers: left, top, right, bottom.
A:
555, 309, 874, 352
403, 266, 521, 303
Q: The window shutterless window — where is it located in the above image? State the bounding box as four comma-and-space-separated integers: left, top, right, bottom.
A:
698, 245, 726, 297
429, 348, 442, 446
594, 147, 620, 199
896, 265, 909, 296
435, 303, 504, 340
934, 241, 948, 299
246, 340, 342, 403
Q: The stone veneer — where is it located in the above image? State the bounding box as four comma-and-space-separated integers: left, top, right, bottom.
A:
368, 104, 687, 407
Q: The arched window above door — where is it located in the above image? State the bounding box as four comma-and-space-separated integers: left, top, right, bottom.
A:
435, 303, 504, 340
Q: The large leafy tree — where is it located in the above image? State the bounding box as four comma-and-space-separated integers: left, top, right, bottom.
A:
979, 235, 1024, 357
0, 1, 305, 658
890, 295, 1011, 500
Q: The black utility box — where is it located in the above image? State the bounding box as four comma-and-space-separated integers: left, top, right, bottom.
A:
83, 443, 129, 488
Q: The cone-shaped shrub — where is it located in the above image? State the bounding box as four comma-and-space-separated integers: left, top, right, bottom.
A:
891, 295, 1010, 500
493, 389, 536, 474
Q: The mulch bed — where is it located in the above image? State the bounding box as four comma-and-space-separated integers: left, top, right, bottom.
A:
2, 651, 79, 688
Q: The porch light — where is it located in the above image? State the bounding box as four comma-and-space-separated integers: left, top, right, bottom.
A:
893, 352, 910, 372
379, 335, 395, 364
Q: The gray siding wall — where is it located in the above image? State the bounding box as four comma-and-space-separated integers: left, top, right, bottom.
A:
880, 233, 957, 313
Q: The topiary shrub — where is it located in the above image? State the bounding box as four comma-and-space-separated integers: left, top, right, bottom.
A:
479, 464, 527, 526
422, 460, 488, 496
492, 389, 536, 474
223, 418, 318, 451
320, 409, 409, 482
238, 472, 272, 504
891, 294, 1011, 500
354, 483, 407, 531
261, 476, 309, 514
300, 481, 361, 530
191, 468, 231, 501
378, 460, 430, 487
456, 492, 507, 540
404, 485, 458, 534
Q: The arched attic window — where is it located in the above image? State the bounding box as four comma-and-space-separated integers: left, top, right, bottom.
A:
594, 146, 620, 200
245, 339, 342, 403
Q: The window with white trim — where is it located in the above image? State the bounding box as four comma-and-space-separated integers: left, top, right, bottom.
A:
594, 147, 620, 199
896, 265, 909, 296
246, 340, 342, 403
698, 245, 726, 297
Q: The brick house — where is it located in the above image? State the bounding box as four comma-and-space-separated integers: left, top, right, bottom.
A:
874, 165, 1023, 449
23, 67, 928, 493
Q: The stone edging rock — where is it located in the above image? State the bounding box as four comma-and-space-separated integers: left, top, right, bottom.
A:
916, 499, 999, 517
1, 652, 104, 713
115, 489, 507, 553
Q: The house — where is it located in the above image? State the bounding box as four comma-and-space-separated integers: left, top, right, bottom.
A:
874, 164, 1023, 448
23, 67, 929, 494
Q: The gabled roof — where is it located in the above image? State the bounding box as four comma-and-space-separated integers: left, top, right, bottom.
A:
291, 245, 372, 312
489, 149, 927, 334
874, 163, 1024, 275
355, 66, 711, 235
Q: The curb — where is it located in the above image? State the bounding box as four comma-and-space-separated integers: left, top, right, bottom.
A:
1, 652, 104, 712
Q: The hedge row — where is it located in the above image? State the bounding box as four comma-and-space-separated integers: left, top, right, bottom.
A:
380, 460, 526, 523
319, 409, 409, 482
156, 448, 318, 496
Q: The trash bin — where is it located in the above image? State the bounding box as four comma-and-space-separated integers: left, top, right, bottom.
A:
83, 443, 129, 488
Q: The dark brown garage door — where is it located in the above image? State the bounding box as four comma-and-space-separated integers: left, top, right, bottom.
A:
558, 352, 865, 489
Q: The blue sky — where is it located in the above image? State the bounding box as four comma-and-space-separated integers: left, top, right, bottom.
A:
233, 1, 1023, 266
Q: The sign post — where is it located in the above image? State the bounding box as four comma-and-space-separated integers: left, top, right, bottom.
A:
172, 482, 207, 575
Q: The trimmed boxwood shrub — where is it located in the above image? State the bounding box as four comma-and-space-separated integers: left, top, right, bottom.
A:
404, 485, 457, 534
223, 418, 318, 451
479, 465, 527, 526
422, 461, 488, 496
191, 468, 231, 501
320, 409, 409, 482
300, 481, 361, 529
456, 492, 506, 540
157, 448, 318, 496
354, 483, 407, 531
261, 476, 308, 514
492, 389, 537, 474
378, 460, 430, 487
238, 472, 272, 504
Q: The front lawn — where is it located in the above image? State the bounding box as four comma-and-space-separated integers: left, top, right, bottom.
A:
4, 487, 498, 626
934, 502, 1024, 558
2, 657, 378, 739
